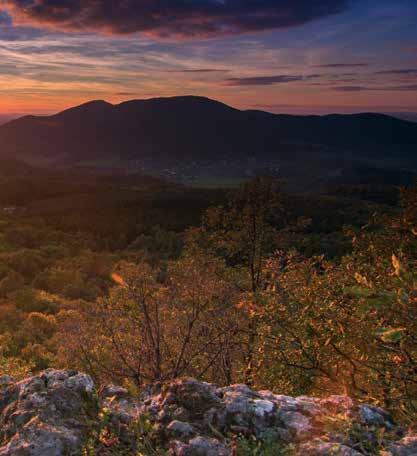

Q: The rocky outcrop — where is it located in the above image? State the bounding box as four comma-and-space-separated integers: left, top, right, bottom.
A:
0, 370, 95, 455
0, 370, 415, 455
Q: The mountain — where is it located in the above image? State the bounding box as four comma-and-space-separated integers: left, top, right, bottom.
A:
0, 113, 25, 126
389, 112, 417, 123
0, 96, 416, 172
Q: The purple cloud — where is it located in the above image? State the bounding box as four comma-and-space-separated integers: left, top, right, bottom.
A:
376, 68, 417, 75
225, 74, 321, 86
2, 0, 348, 39
334, 85, 417, 92
314, 63, 369, 68
171, 68, 230, 73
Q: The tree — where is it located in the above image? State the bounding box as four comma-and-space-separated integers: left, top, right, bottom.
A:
58, 256, 240, 387
187, 177, 284, 385
252, 185, 417, 423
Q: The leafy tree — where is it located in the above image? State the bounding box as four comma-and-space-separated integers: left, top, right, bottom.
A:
187, 177, 283, 385
58, 256, 240, 386
252, 186, 417, 423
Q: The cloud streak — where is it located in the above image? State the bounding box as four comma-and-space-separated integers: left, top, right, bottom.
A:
2, 0, 348, 39
334, 85, 417, 92
314, 63, 369, 68
376, 68, 417, 75
225, 74, 320, 86
172, 68, 230, 73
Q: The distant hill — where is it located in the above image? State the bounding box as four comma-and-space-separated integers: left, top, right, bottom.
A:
389, 112, 417, 123
0, 96, 416, 166
0, 113, 25, 126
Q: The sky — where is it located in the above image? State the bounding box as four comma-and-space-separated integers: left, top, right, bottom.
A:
0, 0, 416, 116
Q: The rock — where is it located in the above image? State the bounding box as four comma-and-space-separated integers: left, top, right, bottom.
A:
101, 384, 130, 399
172, 406, 190, 422
132, 378, 414, 455
389, 435, 417, 455
170, 378, 221, 415
0, 370, 96, 455
64, 373, 94, 394
171, 436, 231, 456
253, 399, 275, 417
101, 387, 141, 443
0, 370, 414, 455
278, 410, 313, 441
359, 404, 395, 429
167, 420, 195, 439
299, 439, 363, 455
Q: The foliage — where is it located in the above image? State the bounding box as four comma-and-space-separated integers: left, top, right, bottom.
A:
250, 189, 417, 423
58, 255, 241, 386
0, 348, 33, 380
82, 408, 168, 456
0, 171, 415, 427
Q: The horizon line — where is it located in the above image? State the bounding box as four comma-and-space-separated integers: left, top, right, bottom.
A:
1, 95, 417, 121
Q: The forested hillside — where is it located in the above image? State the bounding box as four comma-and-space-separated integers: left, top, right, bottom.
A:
0, 171, 415, 431
1, 97, 416, 168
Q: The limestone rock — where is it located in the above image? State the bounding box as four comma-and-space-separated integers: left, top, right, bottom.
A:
0, 370, 96, 455
167, 420, 195, 439
171, 436, 231, 456
0, 370, 414, 455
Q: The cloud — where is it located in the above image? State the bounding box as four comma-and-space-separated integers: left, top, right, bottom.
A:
2, 0, 348, 39
172, 68, 230, 73
334, 85, 417, 92
225, 74, 320, 86
314, 63, 369, 68
376, 68, 417, 75
0, 11, 11, 25
114, 92, 137, 96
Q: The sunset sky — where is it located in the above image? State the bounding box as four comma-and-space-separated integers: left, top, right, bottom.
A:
0, 0, 416, 116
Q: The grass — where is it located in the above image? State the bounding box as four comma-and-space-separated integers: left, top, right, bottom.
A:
82, 409, 168, 456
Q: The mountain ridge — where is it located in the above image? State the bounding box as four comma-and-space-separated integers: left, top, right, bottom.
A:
7, 96, 413, 124
6, 96, 416, 127
0, 96, 416, 171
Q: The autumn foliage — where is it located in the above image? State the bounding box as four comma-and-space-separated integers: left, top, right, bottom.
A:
0, 177, 415, 424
